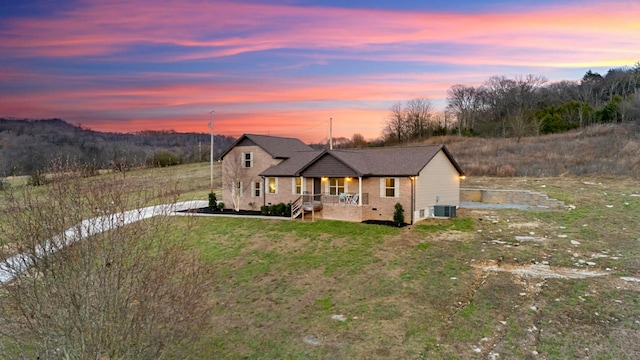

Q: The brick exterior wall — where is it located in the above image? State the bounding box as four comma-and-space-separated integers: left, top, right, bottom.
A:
221, 145, 281, 210
222, 145, 459, 223
264, 177, 304, 206
359, 177, 412, 223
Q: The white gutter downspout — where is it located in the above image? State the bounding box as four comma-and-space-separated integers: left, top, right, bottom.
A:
358, 176, 362, 206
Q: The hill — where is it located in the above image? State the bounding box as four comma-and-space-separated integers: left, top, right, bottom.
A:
0, 118, 234, 176
423, 123, 640, 178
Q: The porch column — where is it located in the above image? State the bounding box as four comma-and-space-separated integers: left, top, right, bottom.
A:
358, 176, 362, 206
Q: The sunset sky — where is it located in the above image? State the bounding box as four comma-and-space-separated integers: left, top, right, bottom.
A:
1, 0, 639, 142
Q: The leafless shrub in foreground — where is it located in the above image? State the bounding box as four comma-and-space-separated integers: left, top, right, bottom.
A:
0, 162, 211, 359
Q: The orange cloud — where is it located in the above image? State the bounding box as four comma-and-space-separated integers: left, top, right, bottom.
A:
2, 0, 639, 143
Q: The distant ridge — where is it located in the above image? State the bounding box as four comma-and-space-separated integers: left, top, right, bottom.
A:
0, 118, 235, 176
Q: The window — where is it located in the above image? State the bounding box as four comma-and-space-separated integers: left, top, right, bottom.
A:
381, 177, 399, 198
268, 177, 277, 194
329, 178, 345, 195
385, 178, 395, 197
242, 152, 253, 168
293, 177, 302, 195
253, 181, 262, 197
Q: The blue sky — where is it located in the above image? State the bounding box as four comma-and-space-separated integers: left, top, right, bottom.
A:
1, 0, 638, 141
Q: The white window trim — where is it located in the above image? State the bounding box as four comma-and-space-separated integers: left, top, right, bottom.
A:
253, 181, 262, 197
267, 177, 278, 194
241, 152, 253, 168
328, 177, 346, 195
380, 177, 400, 198
292, 177, 302, 195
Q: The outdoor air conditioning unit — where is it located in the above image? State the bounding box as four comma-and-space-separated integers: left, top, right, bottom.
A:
434, 205, 457, 218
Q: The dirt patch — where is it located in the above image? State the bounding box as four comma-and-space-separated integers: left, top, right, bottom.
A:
475, 263, 607, 279
507, 221, 541, 229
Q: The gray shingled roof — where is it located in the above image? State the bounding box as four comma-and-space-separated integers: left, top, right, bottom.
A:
219, 134, 312, 160
329, 145, 458, 176
259, 150, 323, 176
260, 144, 464, 177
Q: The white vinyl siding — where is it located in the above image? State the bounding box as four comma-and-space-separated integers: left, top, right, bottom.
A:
414, 150, 461, 213
380, 177, 399, 198
267, 177, 278, 194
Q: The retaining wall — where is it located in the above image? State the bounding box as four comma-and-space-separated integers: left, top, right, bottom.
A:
460, 188, 567, 209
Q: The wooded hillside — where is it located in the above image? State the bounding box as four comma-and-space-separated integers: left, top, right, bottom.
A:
0, 118, 234, 176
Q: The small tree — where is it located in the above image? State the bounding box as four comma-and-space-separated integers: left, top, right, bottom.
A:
393, 202, 405, 227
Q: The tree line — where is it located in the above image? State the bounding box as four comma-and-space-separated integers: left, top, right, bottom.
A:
382, 62, 640, 144
0, 118, 234, 176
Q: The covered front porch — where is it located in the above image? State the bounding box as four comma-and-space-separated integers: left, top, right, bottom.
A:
291, 174, 370, 222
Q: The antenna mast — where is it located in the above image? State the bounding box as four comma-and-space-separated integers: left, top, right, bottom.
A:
329, 117, 333, 150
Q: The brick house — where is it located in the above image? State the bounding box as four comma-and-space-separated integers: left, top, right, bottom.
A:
220, 134, 464, 224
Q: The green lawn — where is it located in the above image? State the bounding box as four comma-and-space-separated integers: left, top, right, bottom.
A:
170, 175, 640, 358
3, 164, 640, 359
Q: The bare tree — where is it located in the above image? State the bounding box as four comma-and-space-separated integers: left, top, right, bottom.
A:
0, 161, 211, 359
221, 151, 252, 211
350, 133, 368, 148
405, 98, 434, 140
383, 98, 434, 144
447, 84, 482, 135
383, 101, 407, 144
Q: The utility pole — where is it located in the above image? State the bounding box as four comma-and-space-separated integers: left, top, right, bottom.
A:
209, 111, 214, 194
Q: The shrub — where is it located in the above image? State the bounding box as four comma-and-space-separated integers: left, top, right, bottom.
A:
208, 192, 217, 210
148, 150, 181, 167
393, 203, 405, 227
80, 163, 99, 178
217, 202, 225, 211
260, 203, 291, 216
285, 202, 292, 217
273, 202, 285, 216
28, 170, 48, 186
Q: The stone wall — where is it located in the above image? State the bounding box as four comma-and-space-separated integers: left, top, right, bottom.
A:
460, 188, 567, 209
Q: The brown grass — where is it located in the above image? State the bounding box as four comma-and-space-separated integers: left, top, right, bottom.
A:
423, 124, 640, 177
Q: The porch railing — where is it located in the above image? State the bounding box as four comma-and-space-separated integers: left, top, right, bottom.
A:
322, 192, 369, 205
291, 196, 303, 219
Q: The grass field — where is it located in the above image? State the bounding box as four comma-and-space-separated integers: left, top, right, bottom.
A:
164, 172, 639, 358
2, 161, 639, 358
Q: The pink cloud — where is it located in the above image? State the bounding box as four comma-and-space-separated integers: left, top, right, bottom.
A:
2, 0, 639, 142
2, 0, 638, 67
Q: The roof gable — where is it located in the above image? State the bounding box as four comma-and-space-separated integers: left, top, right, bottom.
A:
259, 150, 323, 177
299, 152, 359, 177
329, 145, 463, 176
220, 134, 312, 160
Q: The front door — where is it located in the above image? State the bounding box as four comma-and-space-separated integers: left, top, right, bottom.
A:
313, 178, 322, 195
